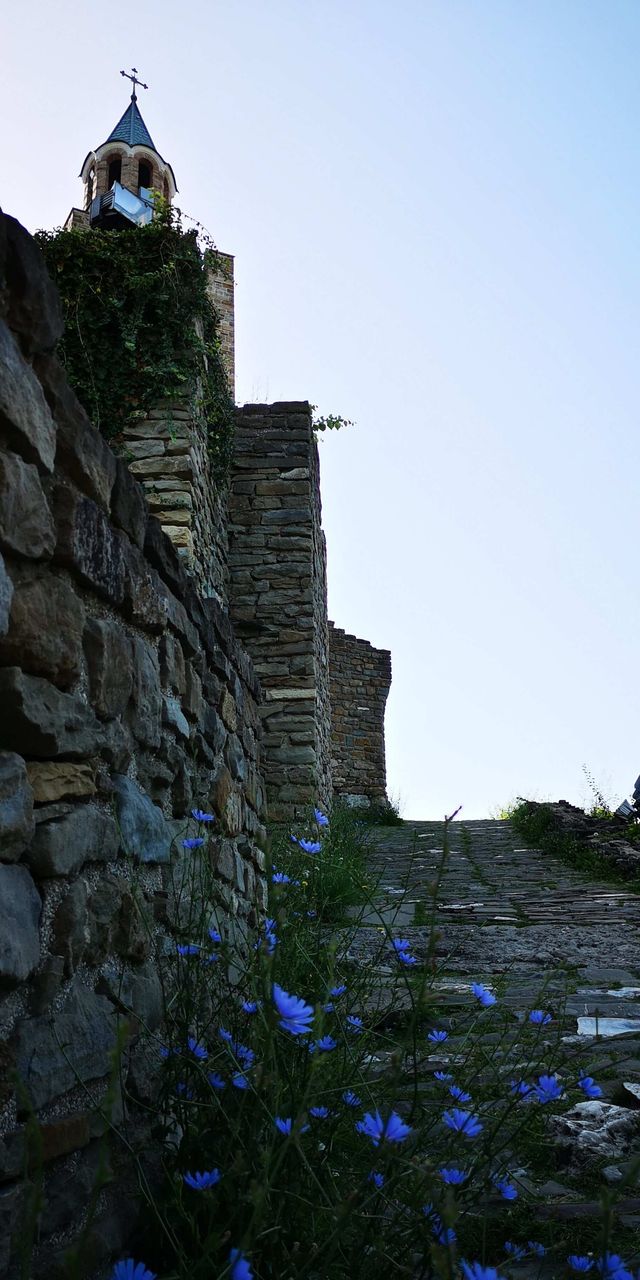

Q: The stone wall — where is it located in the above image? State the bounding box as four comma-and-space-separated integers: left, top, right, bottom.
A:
0, 210, 266, 1277
328, 623, 392, 805
227, 403, 331, 820
206, 253, 235, 400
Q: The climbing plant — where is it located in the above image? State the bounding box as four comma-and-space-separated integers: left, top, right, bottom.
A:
36, 206, 234, 478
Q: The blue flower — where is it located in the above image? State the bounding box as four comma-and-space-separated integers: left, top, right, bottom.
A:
187, 1037, 208, 1060
533, 1074, 564, 1104
159, 1045, 172, 1059
208, 1072, 226, 1090
392, 938, 412, 953
509, 1079, 533, 1098
273, 983, 314, 1036
397, 950, 418, 966
111, 1263, 156, 1280
434, 1070, 453, 1082
442, 1108, 483, 1137
192, 809, 214, 823
504, 1243, 526, 1261
347, 1016, 364, 1034
528, 1009, 552, 1025
355, 1109, 412, 1145
229, 1249, 253, 1280
182, 837, 204, 849
242, 1001, 259, 1014
235, 1043, 255, 1067
471, 982, 496, 1006
323, 1002, 334, 1013
449, 1085, 472, 1103
275, 1116, 293, 1134
493, 1176, 518, 1200
177, 944, 200, 957
527, 1243, 546, 1258
315, 808, 330, 826
434, 1225, 457, 1245
343, 1090, 361, 1107
310, 1105, 330, 1118
183, 1169, 221, 1190
219, 1027, 233, 1043
209, 928, 222, 944
330, 984, 347, 998
309, 1035, 337, 1054
298, 838, 322, 854
439, 1167, 468, 1185
368, 1170, 384, 1189
428, 1029, 448, 1043
596, 1254, 633, 1279
461, 1265, 506, 1280
306, 910, 317, 919
579, 1075, 603, 1099
272, 871, 292, 884
232, 1073, 249, 1089
568, 1259, 593, 1272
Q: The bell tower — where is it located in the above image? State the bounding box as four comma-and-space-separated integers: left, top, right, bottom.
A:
64, 69, 178, 231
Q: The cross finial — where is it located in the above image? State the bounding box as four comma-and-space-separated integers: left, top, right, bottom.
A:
120, 67, 148, 101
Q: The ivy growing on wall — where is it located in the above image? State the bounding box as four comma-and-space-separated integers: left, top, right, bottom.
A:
36, 210, 234, 478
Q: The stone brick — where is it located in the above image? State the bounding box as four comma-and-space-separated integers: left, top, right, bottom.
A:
3, 214, 64, 354
0, 752, 34, 861
127, 639, 161, 748
33, 354, 116, 511
0, 323, 56, 474
26, 803, 118, 876
0, 450, 55, 559
122, 541, 168, 633
14, 981, 116, 1111
159, 631, 186, 694
27, 761, 96, 804
111, 456, 148, 548
0, 863, 40, 985
0, 668, 102, 758
209, 764, 233, 817
0, 571, 85, 688
54, 486, 125, 604
162, 694, 190, 740
129, 454, 192, 479
52, 877, 89, 974
0, 551, 12, 636
113, 774, 171, 863
83, 618, 134, 719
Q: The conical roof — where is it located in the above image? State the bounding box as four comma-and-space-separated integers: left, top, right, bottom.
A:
104, 95, 156, 150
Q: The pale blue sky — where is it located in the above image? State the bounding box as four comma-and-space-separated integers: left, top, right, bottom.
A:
4, 1, 639, 818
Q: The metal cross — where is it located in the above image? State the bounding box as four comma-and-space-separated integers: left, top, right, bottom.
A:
120, 67, 149, 100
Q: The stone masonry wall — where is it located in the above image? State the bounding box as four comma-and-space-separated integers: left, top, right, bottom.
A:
206, 253, 235, 400
328, 623, 392, 805
0, 210, 266, 1277
227, 403, 331, 820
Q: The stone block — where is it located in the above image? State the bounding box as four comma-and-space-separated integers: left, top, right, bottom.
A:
0, 323, 56, 475
162, 694, 190, 740
54, 486, 125, 604
0, 752, 34, 861
33, 354, 116, 511
4, 215, 64, 354
0, 450, 55, 559
209, 764, 233, 817
98, 958, 162, 1030
112, 774, 171, 863
143, 514, 185, 595
0, 552, 12, 636
111, 457, 147, 548
203, 705, 226, 754
225, 734, 247, 783
159, 631, 186, 695
83, 618, 134, 720
129, 454, 192, 479
14, 980, 116, 1111
122, 541, 168, 633
26, 803, 118, 876
127, 639, 161, 748
0, 668, 102, 758
52, 877, 89, 974
0, 863, 40, 984
183, 664, 203, 721
26, 760, 96, 804
0, 571, 85, 688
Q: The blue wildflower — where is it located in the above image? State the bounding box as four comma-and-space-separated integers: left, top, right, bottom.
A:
183, 1169, 221, 1190
533, 1073, 564, 1104
242, 1000, 260, 1014
273, 983, 315, 1036
191, 809, 214, 823
177, 944, 200, 956
204, 952, 219, 965
272, 872, 292, 884
187, 1037, 207, 1060
442, 1108, 483, 1137
323, 1002, 334, 1013
579, 1075, 603, 1099
232, 1074, 249, 1090
434, 1225, 457, 1245
309, 1035, 337, 1054
208, 1072, 226, 1090
528, 1009, 552, 1025
111, 1263, 157, 1280
275, 1116, 292, 1134
470, 982, 496, 1006
219, 1027, 233, 1043
392, 938, 412, 952
397, 950, 418, 965
428, 1029, 448, 1043
330, 984, 347, 998
347, 1016, 364, 1034
527, 1243, 546, 1258
439, 1167, 468, 1184
159, 1045, 172, 1060
235, 1043, 255, 1067
461, 1266, 506, 1280
229, 1250, 253, 1280
182, 837, 204, 849
368, 1170, 384, 1189
434, 1070, 453, 1082
306, 909, 317, 918
209, 928, 222, 944
310, 1105, 330, 1118
493, 1176, 518, 1200
355, 1109, 412, 1146
509, 1079, 533, 1098
596, 1254, 633, 1279
314, 808, 330, 826
568, 1259, 593, 1273
343, 1090, 361, 1107
504, 1243, 526, 1261
449, 1085, 472, 1103
298, 839, 322, 854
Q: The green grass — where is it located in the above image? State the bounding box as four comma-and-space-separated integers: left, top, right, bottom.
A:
507, 799, 640, 892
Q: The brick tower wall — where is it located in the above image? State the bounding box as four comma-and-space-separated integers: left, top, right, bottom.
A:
328, 623, 391, 805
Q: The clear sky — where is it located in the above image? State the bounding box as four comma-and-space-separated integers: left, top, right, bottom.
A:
4, 1, 639, 818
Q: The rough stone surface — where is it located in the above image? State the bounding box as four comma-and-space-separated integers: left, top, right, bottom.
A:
0, 450, 55, 559
0, 751, 34, 861
54, 486, 125, 604
26, 760, 96, 804
0, 551, 12, 636
0, 667, 102, 758
0, 571, 85, 687
0, 323, 57, 472
13, 982, 116, 1110
26, 803, 118, 876
4, 213, 64, 355
112, 774, 171, 863
128, 639, 161, 747
33, 353, 116, 510
83, 618, 134, 719
328, 623, 391, 804
0, 863, 40, 984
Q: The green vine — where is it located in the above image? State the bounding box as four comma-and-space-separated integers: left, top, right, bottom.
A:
36, 205, 234, 481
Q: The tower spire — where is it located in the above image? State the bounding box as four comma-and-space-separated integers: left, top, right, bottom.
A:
120, 67, 148, 101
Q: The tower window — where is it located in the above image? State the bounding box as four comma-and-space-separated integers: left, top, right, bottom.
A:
138, 160, 152, 190
108, 155, 122, 187
85, 166, 95, 210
